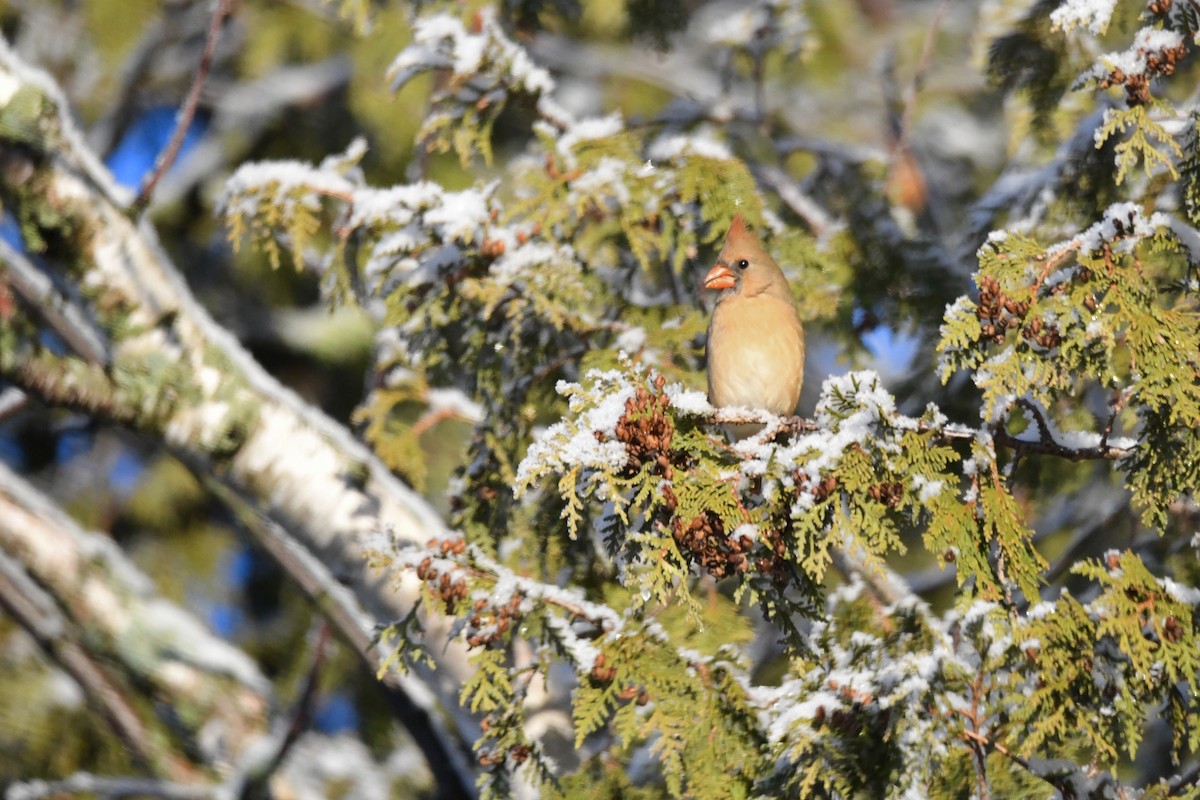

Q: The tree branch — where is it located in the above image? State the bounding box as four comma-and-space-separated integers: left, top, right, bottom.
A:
702, 404, 1134, 463
0, 237, 110, 365
6, 773, 214, 800
208, 480, 479, 799
131, 0, 233, 214
0, 549, 180, 779
0, 462, 271, 776
0, 41, 480, 787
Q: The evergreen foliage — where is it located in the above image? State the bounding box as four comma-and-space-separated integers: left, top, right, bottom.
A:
7, 0, 1200, 796
217, 0, 1200, 795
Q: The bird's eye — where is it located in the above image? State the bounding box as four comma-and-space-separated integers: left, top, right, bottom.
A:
736, 259, 750, 270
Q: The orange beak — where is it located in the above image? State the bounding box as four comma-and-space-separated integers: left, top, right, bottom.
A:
704, 263, 736, 291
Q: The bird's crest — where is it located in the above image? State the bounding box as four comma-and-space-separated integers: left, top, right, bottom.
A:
726, 212, 752, 245
720, 212, 769, 261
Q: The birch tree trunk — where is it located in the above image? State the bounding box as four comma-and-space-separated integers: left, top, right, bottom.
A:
0, 42, 477, 793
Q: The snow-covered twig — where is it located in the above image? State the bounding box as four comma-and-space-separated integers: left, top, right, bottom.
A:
702, 405, 1133, 463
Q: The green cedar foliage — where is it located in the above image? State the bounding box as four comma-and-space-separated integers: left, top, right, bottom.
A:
223, 1, 1200, 796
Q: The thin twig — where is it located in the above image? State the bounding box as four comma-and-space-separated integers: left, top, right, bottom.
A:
755, 165, 834, 237
1099, 386, 1133, 452
238, 622, 332, 798
131, 0, 233, 215
961, 669, 991, 800
411, 406, 476, 439
993, 425, 1130, 462
895, 0, 951, 153
961, 727, 1084, 797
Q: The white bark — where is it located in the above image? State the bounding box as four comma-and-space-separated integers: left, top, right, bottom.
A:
0, 40, 477, 790
0, 463, 269, 775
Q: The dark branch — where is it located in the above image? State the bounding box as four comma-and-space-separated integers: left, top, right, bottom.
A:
237, 623, 331, 799
131, 0, 233, 215
0, 551, 162, 777
206, 481, 479, 800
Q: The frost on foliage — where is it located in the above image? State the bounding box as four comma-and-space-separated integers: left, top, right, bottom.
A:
221, 139, 367, 270
1055, 201, 1168, 259
734, 371, 909, 495
938, 202, 1200, 530
1076, 19, 1190, 180
223, 152, 517, 298
515, 107, 764, 277
377, 523, 1200, 800
389, 10, 552, 95
514, 363, 1001, 628
516, 369, 638, 493
388, 9, 555, 164
939, 203, 1169, 416
371, 528, 772, 799
222, 127, 606, 496
759, 571, 1198, 796
345, 180, 501, 294
663, 383, 712, 416
813, 370, 901, 432
1049, 0, 1119, 36
1081, 28, 1186, 87
758, 585, 963, 797
222, 155, 356, 217
703, 0, 811, 62
647, 129, 734, 163
377, 8, 771, 286
221, 141, 596, 339
553, 114, 625, 168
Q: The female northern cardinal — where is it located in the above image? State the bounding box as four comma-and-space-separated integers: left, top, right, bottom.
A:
704, 213, 805, 420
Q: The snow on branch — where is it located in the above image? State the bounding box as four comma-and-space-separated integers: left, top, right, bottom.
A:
940, 201, 1200, 531
1049, 0, 1120, 36
0, 44, 483, 775
0, 462, 270, 774
388, 10, 553, 98
387, 8, 562, 164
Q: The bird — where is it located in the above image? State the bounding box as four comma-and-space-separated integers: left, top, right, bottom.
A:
704, 213, 805, 429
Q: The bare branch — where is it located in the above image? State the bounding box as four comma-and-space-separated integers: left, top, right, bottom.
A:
894, 0, 951, 153
6, 773, 214, 800
131, 0, 233, 215
0, 550, 175, 778
0, 462, 271, 774
149, 57, 353, 208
